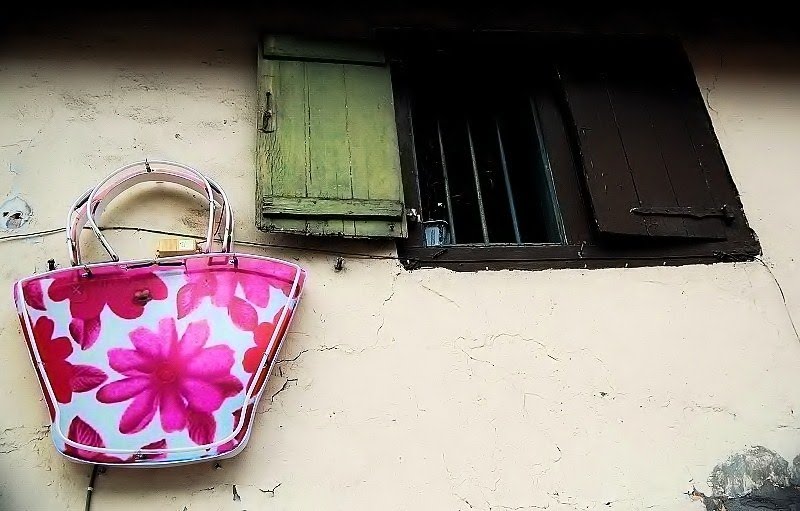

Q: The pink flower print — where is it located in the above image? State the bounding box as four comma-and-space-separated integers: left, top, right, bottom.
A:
65, 416, 125, 463
31, 317, 108, 404
64, 416, 167, 464
242, 317, 276, 374
48, 267, 168, 320
187, 408, 217, 445
242, 308, 292, 392
68, 317, 101, 351
22, 279, 46, 311
177, 259, 299, 331
32, 317, 73, 404
216, 405, 252, 455
96, 318, 244, 441
48, 267, 168, 349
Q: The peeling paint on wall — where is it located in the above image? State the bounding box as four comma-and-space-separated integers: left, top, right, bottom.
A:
0, 195, 32, 231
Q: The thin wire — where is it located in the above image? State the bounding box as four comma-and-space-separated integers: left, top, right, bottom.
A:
100, 226, 402, 260
0, 225, 402, 261
0, 224, 767, 266
0, 227, 64, 242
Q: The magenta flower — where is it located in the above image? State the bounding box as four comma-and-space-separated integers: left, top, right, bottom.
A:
96, 318, 243, 443
177, 259, 299, 331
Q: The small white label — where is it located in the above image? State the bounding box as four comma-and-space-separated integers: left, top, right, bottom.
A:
177, 239, 196, 251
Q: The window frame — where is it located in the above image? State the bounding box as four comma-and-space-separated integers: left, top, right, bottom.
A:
389, 34, 760, 271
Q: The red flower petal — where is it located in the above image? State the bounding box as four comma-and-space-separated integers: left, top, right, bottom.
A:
140, 439, 167, 450
228, 296, 258, 331
24, 280, 46, 311
50, 361, 75, 404
70, 365, 108, 392
65, 416, 128, 463
132, 438, 167, 461
69, 317, 101, 350
242, 345, 262, 374
216, 407, 246, 455
46, 275, 74, 302
33, 317, 73, 361
67, 416, 105, 448
187, 409, 216, 445
243, 320, 279, 373
109, 273, 169, 320
177, 284, 202, 319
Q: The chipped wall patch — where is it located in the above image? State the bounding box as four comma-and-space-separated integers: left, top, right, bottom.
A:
691, 446, 800, 510
709, 446, 789, 498
0, 195, 32, 231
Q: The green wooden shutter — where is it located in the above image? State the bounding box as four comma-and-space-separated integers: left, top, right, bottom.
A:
256, 35, 406, 238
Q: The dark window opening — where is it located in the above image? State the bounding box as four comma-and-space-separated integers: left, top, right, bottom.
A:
388, 34, 760, 271
401, 41, 563, 246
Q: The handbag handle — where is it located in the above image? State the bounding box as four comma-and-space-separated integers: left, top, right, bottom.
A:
67, 161, 234, 266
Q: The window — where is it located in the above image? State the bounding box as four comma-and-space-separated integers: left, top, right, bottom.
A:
390, 34, 759, 270
255, 34, 760, 271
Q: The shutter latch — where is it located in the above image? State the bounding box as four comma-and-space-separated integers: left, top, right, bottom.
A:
259, 91, 276, 134
631, 205, 734, 223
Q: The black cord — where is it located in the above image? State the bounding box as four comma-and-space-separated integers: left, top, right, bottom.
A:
84, 465, 100, 511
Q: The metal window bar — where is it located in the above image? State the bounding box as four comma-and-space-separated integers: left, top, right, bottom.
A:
430, 102, 560, 246
436, 120, 457, 244
466, 121, 490, 244
529, 96, 567, 243
494, 119, 522, 243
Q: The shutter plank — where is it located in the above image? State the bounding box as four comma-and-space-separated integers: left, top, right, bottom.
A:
681, 91, 742, 224
562, 65, 649, 236
675, 51, 743, 232
345, 64, 406, 237
646, 60, 725, 239
257, 58, 309, 234
306, 62, 350, 236
256, 36, 405, 237
560, 41, 728, 240
263, 197, 403, 217
606, 74, 687, 237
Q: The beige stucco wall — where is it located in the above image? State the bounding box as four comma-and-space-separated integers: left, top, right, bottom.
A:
1, 17, 800, 511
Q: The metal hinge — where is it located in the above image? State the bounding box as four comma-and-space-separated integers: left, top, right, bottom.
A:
630, 205, 734, 222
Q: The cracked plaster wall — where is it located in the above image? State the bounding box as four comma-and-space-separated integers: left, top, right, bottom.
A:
1, 15, 800, 511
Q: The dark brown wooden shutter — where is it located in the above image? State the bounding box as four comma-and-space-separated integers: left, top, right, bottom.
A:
559, 39, 732, 239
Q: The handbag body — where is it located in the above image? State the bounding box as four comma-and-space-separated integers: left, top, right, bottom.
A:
13, 161, 305, 466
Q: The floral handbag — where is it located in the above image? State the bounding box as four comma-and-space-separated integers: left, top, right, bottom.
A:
13, 161, 306, 466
